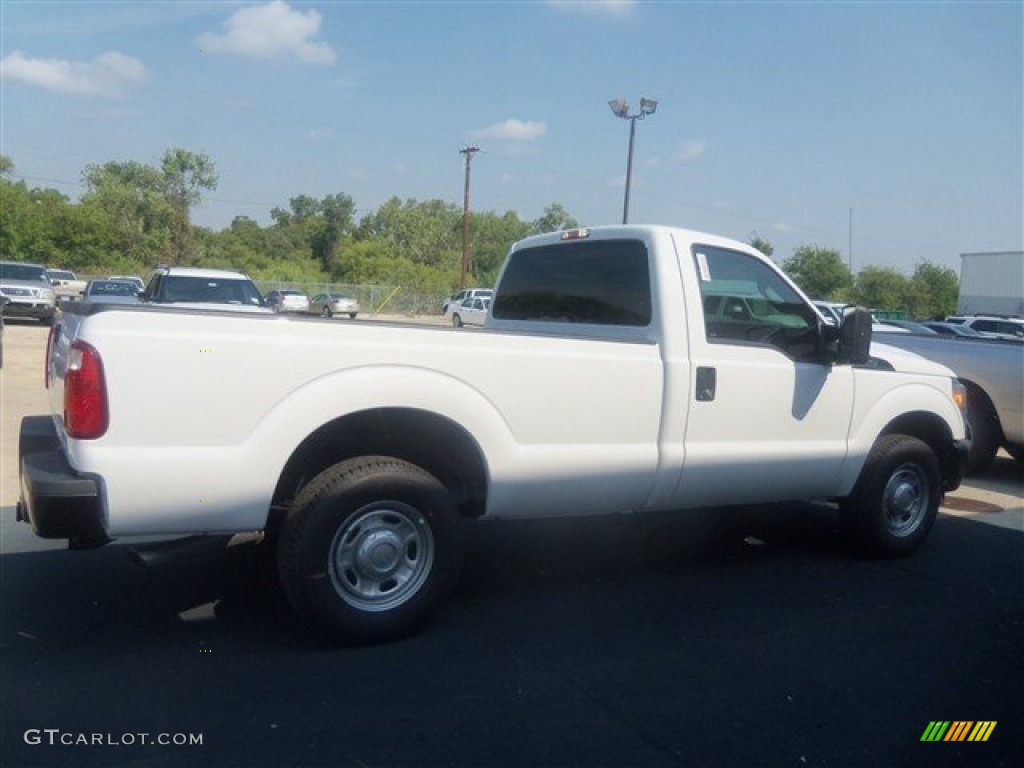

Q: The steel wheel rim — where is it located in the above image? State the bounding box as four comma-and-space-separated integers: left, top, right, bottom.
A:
328, 503, 435, 612
882, 463, 929, 536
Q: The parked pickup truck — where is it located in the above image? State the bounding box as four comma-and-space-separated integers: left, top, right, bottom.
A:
872, 332, 1023, 473
19, 225, 968, 644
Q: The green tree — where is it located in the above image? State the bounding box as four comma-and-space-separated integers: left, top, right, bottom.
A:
782, 246, 853, 300
356, 197, 461, 268
905, 260, 958, 319
160, 148, 218, 264
747, 234, 774, 259
81, 160, 174, 263
854, 266, 910, 311
0, 154, 13, 176
532, 203, 578, 235
311, 193, 356, 274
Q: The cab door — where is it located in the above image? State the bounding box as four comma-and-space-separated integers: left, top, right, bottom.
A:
673, 243, 854, 508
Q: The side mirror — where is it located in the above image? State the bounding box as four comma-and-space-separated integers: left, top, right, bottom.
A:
837, 306, 872, 365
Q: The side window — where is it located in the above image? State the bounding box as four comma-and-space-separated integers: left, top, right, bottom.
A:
144, 273, 161, 299
492, 239, 651, 326
693, 245, 819, 359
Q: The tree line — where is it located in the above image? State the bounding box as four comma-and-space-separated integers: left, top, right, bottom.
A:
0, 149, 957, 315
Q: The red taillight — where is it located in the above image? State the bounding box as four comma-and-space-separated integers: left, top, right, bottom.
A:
64, 340, 108, 439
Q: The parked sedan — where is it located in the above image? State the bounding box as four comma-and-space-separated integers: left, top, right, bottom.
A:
923, 321, 990, 339
82, 279, 141, 305
451, 296, 490, 327
310, 292, 360, 319
265, 289, 311, 314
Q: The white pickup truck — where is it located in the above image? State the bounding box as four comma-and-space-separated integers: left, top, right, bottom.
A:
19, 225, 968, 644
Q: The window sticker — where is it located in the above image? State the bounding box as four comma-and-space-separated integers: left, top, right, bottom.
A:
695, 252, 711, 282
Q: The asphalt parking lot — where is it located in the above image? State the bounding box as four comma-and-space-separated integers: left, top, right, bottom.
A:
1, 319, 1021, 767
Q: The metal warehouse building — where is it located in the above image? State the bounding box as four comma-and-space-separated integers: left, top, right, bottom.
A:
957, 251, 1024, 317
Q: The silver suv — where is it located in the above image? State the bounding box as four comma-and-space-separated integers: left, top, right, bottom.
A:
0, 261, 57, 324
946, 315, 1024, 341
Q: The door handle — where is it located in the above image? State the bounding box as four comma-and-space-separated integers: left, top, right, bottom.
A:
696, 366, 716, 402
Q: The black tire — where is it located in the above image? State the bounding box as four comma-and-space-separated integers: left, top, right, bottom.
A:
840, 434, 941, 558
321, 306, 332, 319
349, 313, 357, 319
277, 456, 464, 644
964, 388, 1001, 475
452, 314, 463, 328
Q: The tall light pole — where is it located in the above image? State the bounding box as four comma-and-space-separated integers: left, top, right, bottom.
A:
459, 146, 480, 290
609, 96, 658, 225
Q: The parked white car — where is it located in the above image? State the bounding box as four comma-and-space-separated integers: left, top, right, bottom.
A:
140, 266, 270, 313
443, 288, 493, 315
266, 289, 311, 314
451, 296, 490, 327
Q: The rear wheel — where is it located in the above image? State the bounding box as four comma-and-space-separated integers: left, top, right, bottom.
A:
841, 434, 940, 557
452, 314, 463, 328
278, 456, 464, 644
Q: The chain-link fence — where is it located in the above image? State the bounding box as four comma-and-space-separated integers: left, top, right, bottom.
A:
74, 275, 450, 316
253, 281, 447, 316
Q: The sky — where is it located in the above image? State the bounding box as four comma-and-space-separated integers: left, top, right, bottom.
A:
1, 0, 1021, 275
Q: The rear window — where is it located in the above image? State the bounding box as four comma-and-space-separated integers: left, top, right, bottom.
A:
492, 239, 651, 326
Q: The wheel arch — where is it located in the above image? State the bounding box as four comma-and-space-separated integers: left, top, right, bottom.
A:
843, 382, 966, 495
876, 410, 962, 492
270, 407, 489, 530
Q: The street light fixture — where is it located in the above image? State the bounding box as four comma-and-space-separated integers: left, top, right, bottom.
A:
608, 96, 658, 224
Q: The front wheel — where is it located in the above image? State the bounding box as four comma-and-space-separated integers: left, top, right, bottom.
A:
452, 314, 463, 328
277, 456, 464, 644
841, 434, 940, 558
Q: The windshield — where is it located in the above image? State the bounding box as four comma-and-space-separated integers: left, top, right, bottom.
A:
89, 281, 139, 297
0, 263, 48, 282
160, 275, 265, 306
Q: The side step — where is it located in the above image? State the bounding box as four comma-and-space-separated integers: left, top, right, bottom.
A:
129, 532, 264, 566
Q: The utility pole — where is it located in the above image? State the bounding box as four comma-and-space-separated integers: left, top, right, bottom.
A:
848, 207, 854, 275
460, 146, 480, 290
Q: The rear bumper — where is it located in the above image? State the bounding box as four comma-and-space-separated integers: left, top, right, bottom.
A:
18, 415, 108, 545
4, 301, 55, 320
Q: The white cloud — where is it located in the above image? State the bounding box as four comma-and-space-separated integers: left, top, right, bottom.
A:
197, 1, 336, 64
773, 221, 796, 234
547, 0, 635, 17
305, 127, 334, 140
468, 119, 547, 142
676, 139, 708, 162
1, 50, 147, 98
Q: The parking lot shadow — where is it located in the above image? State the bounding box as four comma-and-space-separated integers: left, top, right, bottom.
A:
1, 505, 1021, 767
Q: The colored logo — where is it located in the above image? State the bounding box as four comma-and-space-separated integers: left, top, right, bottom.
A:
921, 721, 996, 742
